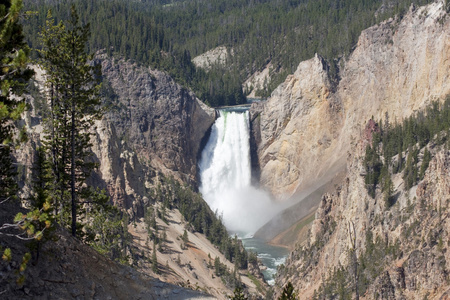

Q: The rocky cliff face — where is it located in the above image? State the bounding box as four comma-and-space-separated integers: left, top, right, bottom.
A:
274, 126, 450, 298
10, 57, 268, 298
89, 56, 215, 217
251, 54, 340, 200
20, 57, 215, 219
192, 46, 231, 70
243, 63, 273, 98
99, 55, 215, 185
251, 0, 450, 201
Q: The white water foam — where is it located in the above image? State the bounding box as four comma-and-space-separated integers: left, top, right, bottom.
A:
199, 110, 284, 234
257, 253, 286, 285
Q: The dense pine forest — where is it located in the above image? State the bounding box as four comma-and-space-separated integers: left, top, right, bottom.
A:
22, 0, 434, 105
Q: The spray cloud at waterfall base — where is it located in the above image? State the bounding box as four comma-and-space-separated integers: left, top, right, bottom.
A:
203, 185, 279, 234
199, 109, 286, 235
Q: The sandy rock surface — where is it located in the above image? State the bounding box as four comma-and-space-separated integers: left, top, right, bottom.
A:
251, 0, 450, 202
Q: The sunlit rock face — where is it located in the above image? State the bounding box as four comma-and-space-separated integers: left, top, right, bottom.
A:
251, 0, 450, 201
251, 54, 338, 201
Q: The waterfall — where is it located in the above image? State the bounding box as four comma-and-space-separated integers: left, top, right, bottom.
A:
199, 109, 282, 234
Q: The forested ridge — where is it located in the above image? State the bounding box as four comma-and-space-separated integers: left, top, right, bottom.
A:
22, 0, 246, 107
22, 0, 436, 105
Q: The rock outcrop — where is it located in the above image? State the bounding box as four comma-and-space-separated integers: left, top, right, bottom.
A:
251, 54, 340, 200
22, 57, 215, 219
99, 55, 215, 185
88, 56, 215, 217
274, 128, 450, 298
192, 46, 231, 70
243, 63, 273, 98
251, 0, 450, 201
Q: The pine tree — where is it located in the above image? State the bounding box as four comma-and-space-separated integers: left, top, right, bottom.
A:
403, 148, 417, 190
182, 228, 189, 246
383, 172, 394, 209
214, 256, 222, 276
0, 0, 34, 204
364, 144, 382, 198
38, 6, 103, 237
231, 287, 248, 300
85, 203, 129, 263
279, 282, 297, 300
145, 205, 158, 240
37, 10, 68, 221
394, 144, 403, 173
28, 146, 54, 257
1, 0, 52, 272
152, 239, 158, 274
419, 147, 431, 180
30, 147, 52, 210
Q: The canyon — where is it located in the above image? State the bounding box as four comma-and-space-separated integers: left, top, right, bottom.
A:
249, 0, 450, 298
250, 0, 449, 203
2, 0, 450, 298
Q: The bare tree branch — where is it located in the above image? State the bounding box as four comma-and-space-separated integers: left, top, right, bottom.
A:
0, 196, 12, 205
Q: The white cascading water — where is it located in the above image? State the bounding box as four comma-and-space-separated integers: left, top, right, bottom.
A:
199, 109, 282, 234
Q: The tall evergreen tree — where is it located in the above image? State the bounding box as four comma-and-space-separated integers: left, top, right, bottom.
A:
30, 147, 51, 210
1, 0, 52, 270
152, 238, 158, 274
38, 6, 102, 237
231, 287, 248, 300
403, 147, 418, 190
383, 171, 394, 209
0, 0, 33, 203
419, 147, 431, 180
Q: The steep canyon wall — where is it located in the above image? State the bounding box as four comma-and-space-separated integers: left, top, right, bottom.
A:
21, 57, 215, 219
91, 56, 215, 217
251, 0, 450, 202
255, 0, 450, 298
274, 123, 450, 298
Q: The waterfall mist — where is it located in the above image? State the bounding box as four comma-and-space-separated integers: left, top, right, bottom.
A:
199, 109, 285, 234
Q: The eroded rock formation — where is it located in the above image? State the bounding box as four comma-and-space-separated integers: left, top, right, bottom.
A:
251, 0, 450, 201
89, 56, 215, 217
274, 127, 450, 298
255, 1, 450, 297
